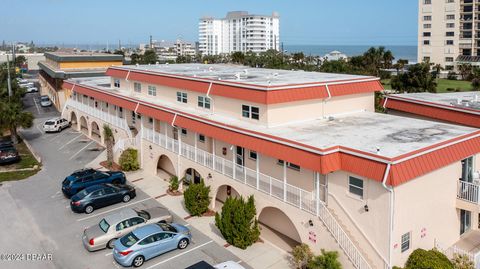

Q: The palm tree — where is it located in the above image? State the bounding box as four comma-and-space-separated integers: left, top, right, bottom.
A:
0, 101, 34, 144
458, 63, 473, 80
103, 124, 114, 167
433, 64, 444, 78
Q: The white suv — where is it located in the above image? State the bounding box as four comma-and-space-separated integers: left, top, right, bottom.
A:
43, 118, 71, 133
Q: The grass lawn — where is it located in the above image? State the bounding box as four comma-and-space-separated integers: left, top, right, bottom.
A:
381, 78, 473, 93
0, 169, 39, 182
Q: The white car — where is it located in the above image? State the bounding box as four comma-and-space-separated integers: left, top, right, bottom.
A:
43, 118, 70, 132
26, 87, 38, 93
40, 95, 52, 107
19, 82, 34, 88
214, 261, 246, 269
16, 78, 28, 84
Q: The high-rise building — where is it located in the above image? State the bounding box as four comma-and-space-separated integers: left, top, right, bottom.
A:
198, 11, 280, 55
417, 0, 480, 70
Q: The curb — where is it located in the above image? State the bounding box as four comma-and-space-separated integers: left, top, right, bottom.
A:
18, 132, 42, 164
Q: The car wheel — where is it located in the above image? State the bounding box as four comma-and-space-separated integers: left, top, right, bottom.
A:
122, 194, 131, 203
107, 238, 116, 249
132, 255, 144, 267
178, 238, 189, 249
84, 205, 94, 214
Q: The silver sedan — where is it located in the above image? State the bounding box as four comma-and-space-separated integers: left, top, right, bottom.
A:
82, 207, 173, 251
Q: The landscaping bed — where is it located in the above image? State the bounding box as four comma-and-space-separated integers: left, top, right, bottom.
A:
0, 136, 41, 182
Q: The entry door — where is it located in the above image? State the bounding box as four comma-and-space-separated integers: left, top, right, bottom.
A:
461, 157, 474, 182
460, 209, 471, 235
236, 146, 244, 166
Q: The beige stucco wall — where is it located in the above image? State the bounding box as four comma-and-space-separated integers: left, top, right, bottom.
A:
392, 161, 462, 266
327, 171, 390, 268
267, 92, 375, 126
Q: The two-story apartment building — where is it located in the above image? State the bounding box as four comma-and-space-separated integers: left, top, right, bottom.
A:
38, 51, 123, 111
61, 64, 480, 269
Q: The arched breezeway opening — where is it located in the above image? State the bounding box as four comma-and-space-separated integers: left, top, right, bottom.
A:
213, 184, 240, 211
258, 206, 302, 252
157, 154, 176, 179
70, 111, 78, 130
90, 121, 102, 143
79, 116, 88, 136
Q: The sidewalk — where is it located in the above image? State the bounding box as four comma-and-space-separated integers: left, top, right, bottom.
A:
86, 152, 292, 269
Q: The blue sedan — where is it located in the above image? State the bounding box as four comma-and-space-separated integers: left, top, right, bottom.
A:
62, 168, 126, 197
113, 223, 192, 267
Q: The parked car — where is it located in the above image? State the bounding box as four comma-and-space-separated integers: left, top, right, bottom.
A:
82, 207, 173, 251
113, 223, 192, 267
19, 82, 34, 88
40, 95, 52, 107
26, 87, 38, 93
16, 78, 28, 84
186, 261, 246, 269
0, 140, 14, 150
0, 148, 20, 165
70, 183, 136, 214
62, 169, 126, 197
43, 117, 70, 133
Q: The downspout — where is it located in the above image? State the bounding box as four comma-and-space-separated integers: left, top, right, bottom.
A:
382, 163, 393, 269
323, 84, 332, 119
206, 82, 214, 114
383, 97, 389, 110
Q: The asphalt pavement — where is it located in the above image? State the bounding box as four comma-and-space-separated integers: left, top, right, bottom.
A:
0, 93, 249, 269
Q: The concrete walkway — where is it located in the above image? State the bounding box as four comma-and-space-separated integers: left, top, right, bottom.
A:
87, 152, 293, 269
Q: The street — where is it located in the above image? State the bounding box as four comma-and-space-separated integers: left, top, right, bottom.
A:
0, 92, 249, 269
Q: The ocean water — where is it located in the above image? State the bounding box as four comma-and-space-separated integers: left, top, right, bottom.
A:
285, 45, 418, 64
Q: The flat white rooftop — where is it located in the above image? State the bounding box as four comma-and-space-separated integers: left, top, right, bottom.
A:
111, 64, 375, 88
391, 92, 480, 111
71, 77, 478, 158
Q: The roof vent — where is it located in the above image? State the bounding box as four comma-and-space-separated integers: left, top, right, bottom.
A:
328, 116, 335, 121
376, 146, 381, 154
136, 63, 139, 67
235, 73, 241, 80
244, 69, 248, 75
273, 72, 279, 77
155, 61, 159, 65
209, 67, 213, 72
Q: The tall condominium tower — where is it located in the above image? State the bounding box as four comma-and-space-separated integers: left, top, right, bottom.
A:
199, 11, 280, 55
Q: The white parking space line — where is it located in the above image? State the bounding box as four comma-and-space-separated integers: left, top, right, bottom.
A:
32, 97, 41, 114
36, 123, 44, 134
48, 131, 70, 142
76, 197, 153, 222
105, 252, 113, 256
145, 240, 214, 269
59, 134, 83, 150
69, 140, 95, 160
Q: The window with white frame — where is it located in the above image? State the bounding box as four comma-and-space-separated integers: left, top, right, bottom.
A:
198, 96, 211, 109
401, 232, 410, 253
249, 150, 257, 160
348, 176, 364, 199
242, 105, 260, 120
277, 160, 300, 171
198, 134, 205, 143
177, 92, 188, 103
114, 79, 120, 88
134, 82, 142, 93
148, 86, 156, 96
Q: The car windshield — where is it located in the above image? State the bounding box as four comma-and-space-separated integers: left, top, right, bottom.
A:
99, 218, 110, 233
158, 223, 177, 233
120, 232, 139, 247
135, 210, 151, 220
44, 121, 55, 125
41, 97, 49, 101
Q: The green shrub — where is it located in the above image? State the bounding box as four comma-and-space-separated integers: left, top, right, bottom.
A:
308, 249, 342, 269
119, 148, 139, 171
215, 195, 260, 249
169, 176, 179, 191
184, 179, 210, 216
451, 253, 474, 269
405, 249, 453, 269
292, 243, 313, 269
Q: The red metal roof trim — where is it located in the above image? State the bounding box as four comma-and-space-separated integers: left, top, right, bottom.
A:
65, 83, 480, 186
385, 98, 480, 128
107, 67, 383, 105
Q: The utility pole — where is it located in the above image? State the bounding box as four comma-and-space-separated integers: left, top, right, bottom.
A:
6, 54, 12, 99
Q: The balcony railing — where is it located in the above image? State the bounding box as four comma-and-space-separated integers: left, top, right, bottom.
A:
142, 127, 372, 269
65, 99, 132, 137
457, 180, 480, 203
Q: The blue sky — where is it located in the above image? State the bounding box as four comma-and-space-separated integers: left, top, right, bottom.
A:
1, 0, 418, 46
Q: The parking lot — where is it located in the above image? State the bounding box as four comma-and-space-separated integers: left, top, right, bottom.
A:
0, 93, 249, 269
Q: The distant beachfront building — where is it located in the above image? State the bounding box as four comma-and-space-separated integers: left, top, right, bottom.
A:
417, 0, 480, 71
323, 50, 347, 61
198, 11, 280, 55
139, 39, 197, 61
